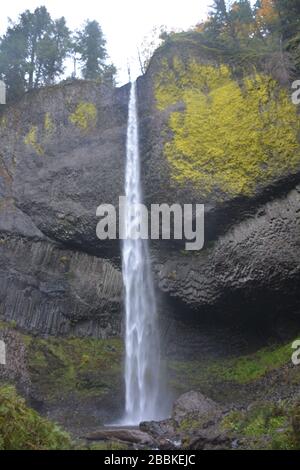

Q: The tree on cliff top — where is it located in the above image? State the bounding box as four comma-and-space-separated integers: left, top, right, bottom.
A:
198, 0, 299, 79
274, 0, 300, 40
0, 6, 71, 100
74, 20, 110, 81
0, 9, 116, 101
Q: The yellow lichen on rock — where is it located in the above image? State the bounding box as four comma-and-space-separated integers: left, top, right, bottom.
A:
24, 126, 44, 155
0, 116, 7, 128
155, 59, 300, 198
69, 102, 98, 132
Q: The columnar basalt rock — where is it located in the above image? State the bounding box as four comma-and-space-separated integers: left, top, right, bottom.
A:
0, 81, 128, 336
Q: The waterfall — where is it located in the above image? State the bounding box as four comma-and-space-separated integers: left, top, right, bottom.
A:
122, 81, 161, 425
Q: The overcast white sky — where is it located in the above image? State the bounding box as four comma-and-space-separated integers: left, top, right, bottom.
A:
0, 0, 210, 84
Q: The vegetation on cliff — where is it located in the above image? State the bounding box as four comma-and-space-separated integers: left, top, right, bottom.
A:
168, 336, 300, 396
23, 99, 98, 155
155, 59, 300, 198
221, 400, 300, 450
69, 102, 98, 132
24, 126, 45, 156
27, 335, 123, 402
0, 6, 116, 101
158, 1, 300, 79
0, 385, 71, 450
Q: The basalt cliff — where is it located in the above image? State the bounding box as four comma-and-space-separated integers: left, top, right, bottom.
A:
1, 35, 300, 449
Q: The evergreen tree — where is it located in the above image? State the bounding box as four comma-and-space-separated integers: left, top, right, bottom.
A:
231, 0, 255, 38
274, 0, 300, 73
38, 17, 71, 85
0, 23, 28, 99
255, 0, 280, 35
20, 6, 53, 89
0, 6, 71, 100
274, 0, 300, 40
208, 0, 232, 38
75, 20, 108, 80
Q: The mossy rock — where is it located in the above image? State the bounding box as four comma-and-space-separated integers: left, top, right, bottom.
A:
168, 338, 295, 399
69, 102, 98, 131
0, 384, 71, 450
27, 335, 123, 402
155, 58, 300, 201
221, 401, 298, 450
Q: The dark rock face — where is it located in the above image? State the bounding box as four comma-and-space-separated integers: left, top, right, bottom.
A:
187, 429, 232, 451
0, 81, 126, 336
0, 80, 129, 258
0, 236, 122, 336
1, 59, 300, 339
154, 185, 300, 322
136, 43, 300, 334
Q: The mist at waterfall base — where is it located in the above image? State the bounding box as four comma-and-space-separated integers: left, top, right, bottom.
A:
120, 81, 168, 426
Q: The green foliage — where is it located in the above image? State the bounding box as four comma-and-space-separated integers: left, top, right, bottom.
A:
210, 341, 293, 383
274, 0, 300, 40
0, 385, 71, 450
69, 102, 98, 131
0, 6, 71, 100
177, 415, 201, 434
24, 126, 44, 155
0, 9, 116, 101
27, 335, 123, 402
168, 337, 297, 397
74, 20, 115, 84
222, 402, 298, 450
155, 59, 300, 199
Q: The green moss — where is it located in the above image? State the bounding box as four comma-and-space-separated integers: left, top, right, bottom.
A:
27, 335, 123, 402
169, 338, 296, 395
0, 385, 71, 450
211, 342, 293, 384
155, 59, 300, 199
177, 415, 202, 433
0, 319, 17, 330
69, 102, 98, 131
222, 402, 298, 450
24, 126, 44, 155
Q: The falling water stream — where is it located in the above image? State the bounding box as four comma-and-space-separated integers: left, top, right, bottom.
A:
122, 81, 161, 425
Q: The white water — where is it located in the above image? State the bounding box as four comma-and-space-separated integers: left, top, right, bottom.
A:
122, 81, 161, 425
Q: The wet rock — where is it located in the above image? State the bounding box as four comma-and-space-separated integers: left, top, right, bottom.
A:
187, 429, 232, 450
86, 427, 155, 446
172, 391, 221, 424
140, 419, 177, 440
140, 392, 227, 450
